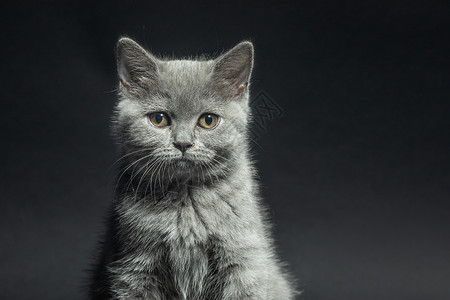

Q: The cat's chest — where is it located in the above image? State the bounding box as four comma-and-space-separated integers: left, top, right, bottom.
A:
116, 187, 251, 298
122, 195, 227, 298
128, 188, 240, 245
166, 242, 210, 299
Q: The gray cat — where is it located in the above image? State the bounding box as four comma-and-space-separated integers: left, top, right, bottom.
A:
89, 37, 296, 299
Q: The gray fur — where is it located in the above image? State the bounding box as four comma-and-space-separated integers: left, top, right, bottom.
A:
90, 37, 296, 299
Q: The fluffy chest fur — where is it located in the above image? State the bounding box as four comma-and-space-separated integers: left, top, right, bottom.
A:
113, 180, 258, 299
118, 173, 254, 243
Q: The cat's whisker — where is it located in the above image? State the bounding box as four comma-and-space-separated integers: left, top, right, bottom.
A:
106, 148, 153, 175
115, 153, 154, 194
160, 162, 170, 198
124, 154, 156, 194
210, 156, 230, 172
202, 160, 215, 184
146, 159, 164, 201
196, 156, 207, 184
135, 157, 160, 199
206, 157, 229, 180
195, 159, 201, 184
204, 161, 218, 182
144, 160, 159, 200
155, 159, 165, 195
168, 162, 176, 184
213, 153, 234, 164
127, 158, 154, 193
210, 160, 226, 182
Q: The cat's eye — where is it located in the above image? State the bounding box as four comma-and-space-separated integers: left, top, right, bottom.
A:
198, 114, 219, 129
149, 112, 170, 127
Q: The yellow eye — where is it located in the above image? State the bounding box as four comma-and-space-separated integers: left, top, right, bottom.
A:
149, 112, 170, 127
198, 114, 219, 129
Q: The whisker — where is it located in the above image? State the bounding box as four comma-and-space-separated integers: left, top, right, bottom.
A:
145, 160, 163, 201
115, 153, 154, 194
135, 157, 161, 200
106, 148, 152, 175
124, 154, 156, 194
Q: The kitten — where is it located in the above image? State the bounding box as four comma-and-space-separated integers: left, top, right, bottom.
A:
90, 37, 296, 299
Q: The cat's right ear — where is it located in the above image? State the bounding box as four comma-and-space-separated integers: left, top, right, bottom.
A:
116, 37, 159, 92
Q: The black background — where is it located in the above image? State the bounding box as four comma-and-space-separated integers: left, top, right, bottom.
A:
1, 2, 449, 300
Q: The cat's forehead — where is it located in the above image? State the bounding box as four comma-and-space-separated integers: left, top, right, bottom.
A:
158, 59, 214, 87
154, 59, 219, 113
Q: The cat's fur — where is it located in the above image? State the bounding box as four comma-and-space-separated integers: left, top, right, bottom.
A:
90, 37, 295, 299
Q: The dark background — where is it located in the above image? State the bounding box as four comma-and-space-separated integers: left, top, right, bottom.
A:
1, 2, 449, 299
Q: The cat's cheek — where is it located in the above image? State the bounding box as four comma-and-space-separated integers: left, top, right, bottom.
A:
147, 127, 171, 144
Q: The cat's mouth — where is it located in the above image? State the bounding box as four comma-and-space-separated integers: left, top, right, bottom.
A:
170, 154, 208, 175
167, 153, 212, 176
176, 157, 191, 166
172, 154, 195, 167
169, 157, 198, 178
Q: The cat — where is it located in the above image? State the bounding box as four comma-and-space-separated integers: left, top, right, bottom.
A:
89, 37, 296, 299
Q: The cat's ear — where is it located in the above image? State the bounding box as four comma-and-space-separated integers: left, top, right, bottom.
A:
212, 41, 254, 100
116, 37, 159, 92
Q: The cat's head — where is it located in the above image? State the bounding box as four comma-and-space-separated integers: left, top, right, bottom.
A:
112, 37, 253, 186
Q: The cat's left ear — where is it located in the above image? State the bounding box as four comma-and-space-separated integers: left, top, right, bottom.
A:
212, 41, 254, 100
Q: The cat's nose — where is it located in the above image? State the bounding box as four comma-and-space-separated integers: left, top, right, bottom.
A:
173, 141, 194, 153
